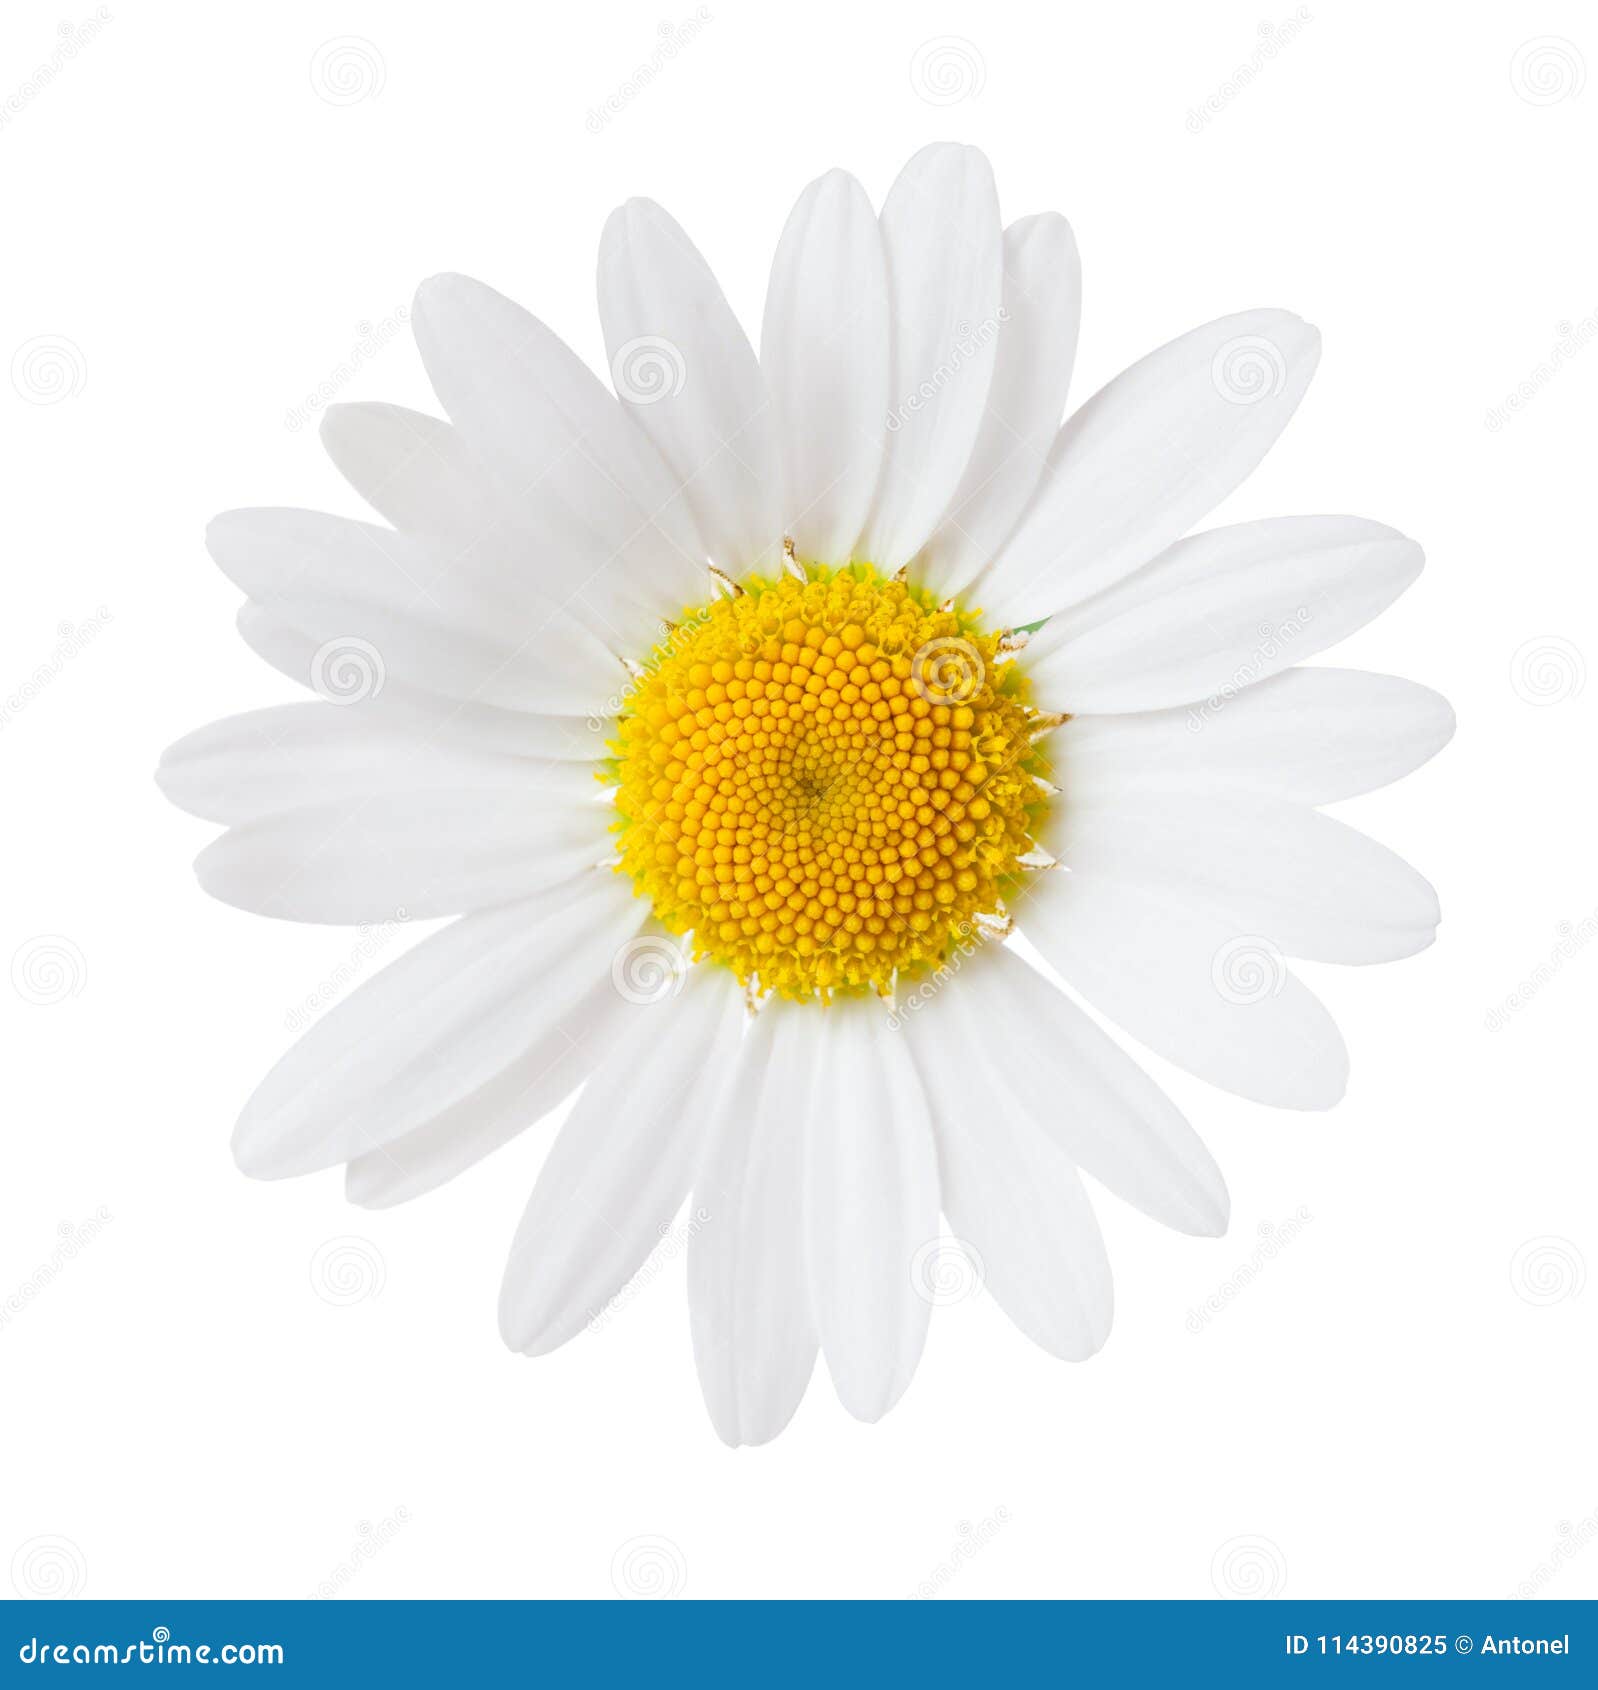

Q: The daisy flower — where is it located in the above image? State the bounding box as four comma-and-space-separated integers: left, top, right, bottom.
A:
159, 144, 1451, 1445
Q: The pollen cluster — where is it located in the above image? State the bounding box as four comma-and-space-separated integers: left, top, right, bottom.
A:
608, 563, 1050, 1001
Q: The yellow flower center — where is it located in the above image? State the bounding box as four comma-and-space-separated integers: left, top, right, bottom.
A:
608, 563, 1051, 1002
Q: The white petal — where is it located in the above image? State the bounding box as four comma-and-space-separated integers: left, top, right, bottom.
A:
233, 607, 609, 762
209, 508, 621, 716
1055, 667, 1456, 806
231, 871, 644, 1177
901, 990, 1113, 1357
319, 403, 495, 540
805, 1003, 938, 1422
914, 212, 1081, 598
346, 979, 634, 1208
157, 703, 592, 825
1019, 871, 1349, 1110
860, 144, 1004, 568
411, 274, 707, 645
598, 199, 782, 571
978, 309, 1320, 622
760, 169, 889, 565
689, 1009, 818, 1447
194, 776, 606, 924
919, 945, 1228, 1236
1027, 516, 1424, 715
1047, 794, 1440, 964
499, 967, 745, 1355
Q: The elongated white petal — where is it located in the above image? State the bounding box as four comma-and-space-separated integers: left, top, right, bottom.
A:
499, 968, 745, 1355
761, 169, 889, 566
1019, 871, 1349, 1110
232, 871, 645, 1177
860, 144, 1003, 568
194, 776, 606, 924
1055, 667, 1456, 806
1027, 517, 1424, 715
689, 1010, 818, 1447
233, 607, 608, 762
901, 988, 1114, 1357
806, 1004, 938, 1422
979, 309, 1320, 622
157, 703, 592, 826
411, 274, 707, 644
598, 198, 782, 571
925, 945, 1228, 1236
209, 508, 620, 715
319, 403, 496, 540
914, 212, 1081, 598
1047, 795, 1440, 964
346, 979, 635, 1208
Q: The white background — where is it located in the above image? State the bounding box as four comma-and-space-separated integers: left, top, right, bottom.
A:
2, 0, 1594, 1602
